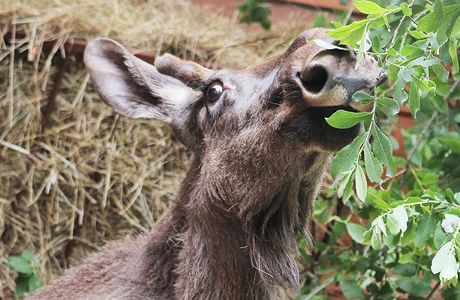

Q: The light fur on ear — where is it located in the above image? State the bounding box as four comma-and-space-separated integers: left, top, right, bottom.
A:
84, 38, 198, 122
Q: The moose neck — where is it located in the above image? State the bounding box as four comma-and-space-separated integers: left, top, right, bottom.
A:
167, 150, 330, 298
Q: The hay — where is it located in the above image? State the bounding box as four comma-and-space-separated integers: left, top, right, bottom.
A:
0, 0, 308, 298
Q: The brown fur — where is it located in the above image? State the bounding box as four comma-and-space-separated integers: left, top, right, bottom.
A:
29, 29, 381, 300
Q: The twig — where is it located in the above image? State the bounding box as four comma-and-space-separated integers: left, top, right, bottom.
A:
426, 281, 440, 300
8, 17, 15, 129
300, 277, 334, 300
41, 46, 70, 131
386, 0, 416, 49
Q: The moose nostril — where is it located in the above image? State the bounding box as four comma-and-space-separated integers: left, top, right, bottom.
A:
300, 65, 328, 94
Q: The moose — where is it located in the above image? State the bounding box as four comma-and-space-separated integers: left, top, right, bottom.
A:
29, 28, 382, 299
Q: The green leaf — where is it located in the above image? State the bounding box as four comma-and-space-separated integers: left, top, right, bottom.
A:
387, 48, 397, 57
446, 188, 457, 203
452, 15, 460, 40
368, 191, 391, 211
386, 217, 399, 236
15, 275, 29, 297
331, 20, 343, 29
432, 95, 449, 114
408, 82, 420, 118
407, 57, 439, 68
238, 0, 272, 30
346, 222, 367, 244
431, 63, 449, 82
419, 79, 437, 94
355, 165, 367, 202
436, 5, 460, 45
415, 214, 436, 248
383, 15, 390, 31
331, 133, 366, 179
21, 250, 34, 263
393, 74, 408, 104
455, 193, 460, 204
327, 20, 367, 47
356, 23, 369, 68
401, 221, 417, 246
377, 97, 399, 117
371, 35, 381, 52
434, 0, 444, 19
342, 173, 355, 201
409, 30, 427, 39
325, 110, 372, 129
431, 241, 459, 283
439, 136, 460, 153
363, 142, 383, 183
434, 222, 449, 248
402, 45, 424, 60
418, 12, 437, 32
338, 171, 353, 198
455, 114, 460, 124
370, 216, 386, 249
352, 91, 374, 104
400, 2, 412, 16
371, 124, 395, 177
370, 228, 383, 249
353, 0, 388, 15
28, 274, 42, 292
313, 13, 327, 28
387, 206, 408, 235
340, 279, 365, 300
396, 276, 432, 298
417, 5, 459, 38
450, 39, 459, 75
393, 264, 417, 276
9, 256, 34, 274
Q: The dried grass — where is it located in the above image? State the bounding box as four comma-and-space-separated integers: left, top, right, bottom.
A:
0, 0, 308, 298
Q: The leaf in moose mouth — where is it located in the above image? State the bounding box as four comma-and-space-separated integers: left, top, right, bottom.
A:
325, 109, 372, 129
349, 91, 375, 112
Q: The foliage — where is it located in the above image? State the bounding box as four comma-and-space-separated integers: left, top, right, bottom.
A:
8, 250, 42, 297
238, 0, 272, 30
297, 0, 460, 298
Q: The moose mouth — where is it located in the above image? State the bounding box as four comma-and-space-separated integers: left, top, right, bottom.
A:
311, 105, 358, 118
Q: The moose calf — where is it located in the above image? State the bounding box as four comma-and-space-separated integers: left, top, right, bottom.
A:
29, 28, 382, 299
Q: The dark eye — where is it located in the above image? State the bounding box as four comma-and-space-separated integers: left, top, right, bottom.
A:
206, 81, 224, 103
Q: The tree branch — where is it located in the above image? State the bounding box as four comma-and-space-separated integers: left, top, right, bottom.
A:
399, 79, 460, 187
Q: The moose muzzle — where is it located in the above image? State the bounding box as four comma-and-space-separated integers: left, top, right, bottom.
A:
298, 49, 384, 112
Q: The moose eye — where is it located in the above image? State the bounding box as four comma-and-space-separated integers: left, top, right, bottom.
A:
206, 81, 224, 103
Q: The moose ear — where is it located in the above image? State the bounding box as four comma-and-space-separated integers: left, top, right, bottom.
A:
155, 53, 213, 88
84, 38, 199, 122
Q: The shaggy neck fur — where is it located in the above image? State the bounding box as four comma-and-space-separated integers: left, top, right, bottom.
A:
140, 151, 330, 299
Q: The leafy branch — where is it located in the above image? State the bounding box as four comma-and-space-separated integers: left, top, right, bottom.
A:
317, 0, 460, 289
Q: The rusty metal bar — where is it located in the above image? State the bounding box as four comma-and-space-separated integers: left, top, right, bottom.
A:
2, 30, 156, 64
276, 0, 360, 14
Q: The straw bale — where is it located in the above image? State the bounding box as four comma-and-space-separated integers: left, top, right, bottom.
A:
0, 0, 308, 298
